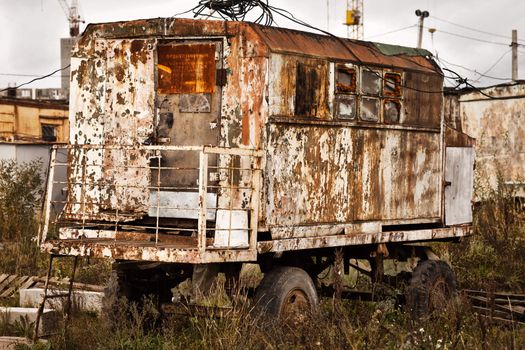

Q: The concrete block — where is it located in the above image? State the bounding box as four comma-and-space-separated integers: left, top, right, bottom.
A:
0, 336, 30, 350
0, 307, 58, 336
19, 288, 103, 313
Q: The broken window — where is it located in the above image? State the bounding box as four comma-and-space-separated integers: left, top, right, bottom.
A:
42, 124, 57, 142
384, 99, 401, 123
295, 63, 320, 116
334, 64, 357, 119
384, 72, 402, 97
157, 43, 216, 94
336, 65, 357, 93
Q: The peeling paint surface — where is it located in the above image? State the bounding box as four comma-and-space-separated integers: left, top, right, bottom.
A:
266, 122, 441, 238
445, 83, 525, 198
40, 18, 471, 263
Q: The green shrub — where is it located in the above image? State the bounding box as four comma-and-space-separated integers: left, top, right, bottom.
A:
0, 159, 45, 275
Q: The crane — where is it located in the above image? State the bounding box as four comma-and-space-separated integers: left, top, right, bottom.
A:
58, 0, 84, 37
344, 0, 364, 40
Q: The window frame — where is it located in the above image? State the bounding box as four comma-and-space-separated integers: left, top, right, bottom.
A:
332, 63, 404, 124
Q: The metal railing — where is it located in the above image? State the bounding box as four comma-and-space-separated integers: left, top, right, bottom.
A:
41, 144, 263, 253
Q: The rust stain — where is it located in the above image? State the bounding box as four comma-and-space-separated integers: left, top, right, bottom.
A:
157, 43, 216, 94
43, 17, 471, 263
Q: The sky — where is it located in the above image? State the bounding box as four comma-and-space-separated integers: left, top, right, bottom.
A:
1, 0, 524, 90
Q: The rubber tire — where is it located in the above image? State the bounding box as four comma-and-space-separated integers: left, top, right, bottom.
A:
102, 270, 135, 324
254, 266, 319, 323
406, 260, 457, 319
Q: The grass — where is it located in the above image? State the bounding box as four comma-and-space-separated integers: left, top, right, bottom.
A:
0, 160, 524, 348
14, 294, 524, 350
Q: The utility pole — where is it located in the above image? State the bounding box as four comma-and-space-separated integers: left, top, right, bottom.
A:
327, 0, 330, 32
512, 29, 518, 81
415, 9, 429, 48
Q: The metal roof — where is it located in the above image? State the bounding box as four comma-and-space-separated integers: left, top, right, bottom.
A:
80, 18, 440, 74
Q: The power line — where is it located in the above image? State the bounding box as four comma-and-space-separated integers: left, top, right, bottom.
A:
437, 51, 512, 82
0, 65, 70, 92
0, 73, 64, 78
427, 26, 512, 47
479, 49, 512, 77
430, 15, 525, 44
365, 24, 417, 40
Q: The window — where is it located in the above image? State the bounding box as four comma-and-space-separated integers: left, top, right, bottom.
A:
384, 73, 402, 97
335, 95, 357, 119
361, 97, 380, 122
359, 68, 381, 122
334, 64, 357, 119
361, 69, 381, 95
384, 99, 401, 123
42, 124, 57, 142
295, 63, 321, 116
336, 65, 357, 93
157, 43, 216, 94
383, 72, 402, 123
333, 64, 403, 123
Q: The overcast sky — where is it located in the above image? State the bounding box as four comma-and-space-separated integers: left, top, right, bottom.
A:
1, 0, 524, 89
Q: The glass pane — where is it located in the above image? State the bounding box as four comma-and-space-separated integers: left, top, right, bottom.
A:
157, 43, 216, 94
335, 95, 356, 119
360, 97, 379, 121
384, 99, 401, 123
361, 69, 381, 95
42, 125, 57, 142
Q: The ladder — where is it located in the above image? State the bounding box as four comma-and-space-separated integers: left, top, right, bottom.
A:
33, 254, 79, 342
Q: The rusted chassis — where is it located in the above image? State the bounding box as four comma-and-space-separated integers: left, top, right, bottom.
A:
43, 226, 470, 263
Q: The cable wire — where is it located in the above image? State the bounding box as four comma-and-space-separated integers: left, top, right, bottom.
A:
430, 16, 525, 44
437, 52, 512, 82
0, 73, 64, 78
427, 26, 512, 47
365, 24, 417, 40
0, 65, 70, 92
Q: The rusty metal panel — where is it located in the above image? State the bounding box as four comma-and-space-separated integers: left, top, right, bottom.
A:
265, 122, 441, 239
258, 226, 471, 253
445, 147, 474, 225
251, 25, 438, 73
450, 84, 525, 198
65, 38, 155, 221
402, 72, 442, 128
65, 39, 108, 219
157, 43, 216, 94
268, 54, 329, 119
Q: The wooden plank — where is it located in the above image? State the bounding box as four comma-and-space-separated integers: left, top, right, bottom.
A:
0, 275, 17, 295
469, 295, 525, 307
33, 277, 104, 293
0, 276, 29, 298
18, 277, 36, 291
472, 306, 511, 319
464, 289, 525, 300
0, 274, 10, 285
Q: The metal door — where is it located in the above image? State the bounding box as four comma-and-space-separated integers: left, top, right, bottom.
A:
445, 147, 475, 225
151, 40, 223, 219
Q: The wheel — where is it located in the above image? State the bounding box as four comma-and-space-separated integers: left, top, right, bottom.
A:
254, 266, 318, 325
102, 269, 136, 323
102, 262, 182, 324
405, 260, 457, 318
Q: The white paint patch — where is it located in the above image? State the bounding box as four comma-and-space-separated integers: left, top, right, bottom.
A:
214, 209, 249, 248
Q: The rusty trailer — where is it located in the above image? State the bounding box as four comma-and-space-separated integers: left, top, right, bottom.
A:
40, 18, 474, 318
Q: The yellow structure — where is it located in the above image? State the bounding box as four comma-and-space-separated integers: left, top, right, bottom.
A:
0, 97, 69, 143
345, 0, 364, 40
